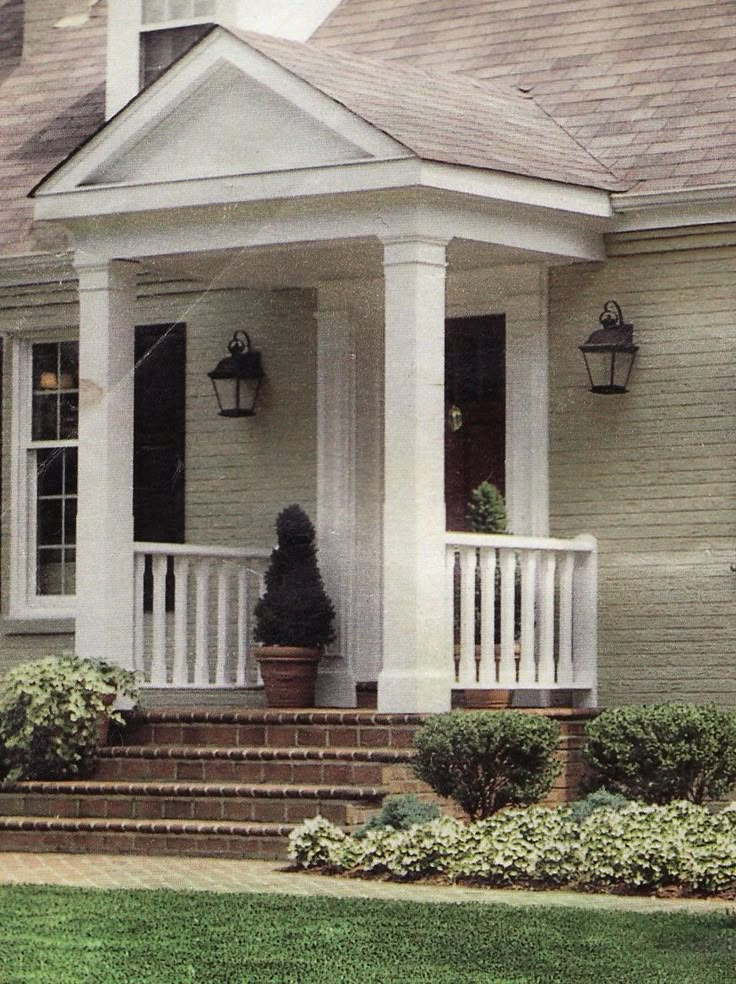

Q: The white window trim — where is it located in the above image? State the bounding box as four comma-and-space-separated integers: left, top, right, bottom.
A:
9, 335, 78, 620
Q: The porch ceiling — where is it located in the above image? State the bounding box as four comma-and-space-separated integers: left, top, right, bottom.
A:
141, 237, 564, 290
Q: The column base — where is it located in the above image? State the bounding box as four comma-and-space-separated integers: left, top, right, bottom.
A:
315, 655, 357, 708
377, 668, 453, 714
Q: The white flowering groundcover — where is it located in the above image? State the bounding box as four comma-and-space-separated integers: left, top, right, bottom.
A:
289, 802, 736, 897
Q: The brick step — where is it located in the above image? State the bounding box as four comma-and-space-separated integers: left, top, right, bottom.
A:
0, 780, 386, 825
123, 710, 424, 750
95, 745, 413, 784
0, 816, 292, 860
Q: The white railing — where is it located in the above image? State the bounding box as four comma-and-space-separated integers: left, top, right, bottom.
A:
446, 533, 597, 697
133, 542, 271, 688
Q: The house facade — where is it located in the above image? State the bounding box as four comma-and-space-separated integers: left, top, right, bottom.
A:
1, 0, 735, 713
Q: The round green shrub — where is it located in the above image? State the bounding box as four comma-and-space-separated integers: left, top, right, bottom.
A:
0, 654, 138, 781
356, 794, 441, 838
412, 711, 561, 819
568, 788, 632, 824
584, 703, 736, 804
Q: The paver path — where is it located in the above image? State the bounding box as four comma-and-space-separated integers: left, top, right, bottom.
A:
0, 853, 732, 913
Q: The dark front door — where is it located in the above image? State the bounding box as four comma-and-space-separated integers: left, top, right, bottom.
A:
445, 315, 506, 531
134, 323, 186, 544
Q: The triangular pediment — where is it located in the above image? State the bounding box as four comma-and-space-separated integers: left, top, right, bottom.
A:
35, 28, 410, 196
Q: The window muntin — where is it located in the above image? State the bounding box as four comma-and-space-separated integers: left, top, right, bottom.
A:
142, 0, 216, 24
28, 341, 79, 602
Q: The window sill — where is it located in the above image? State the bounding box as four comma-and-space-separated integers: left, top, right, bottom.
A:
3, 616, 75, 636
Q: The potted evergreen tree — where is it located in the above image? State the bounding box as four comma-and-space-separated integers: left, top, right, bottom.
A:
253, 505, 335, 707
462, 482, 518, 709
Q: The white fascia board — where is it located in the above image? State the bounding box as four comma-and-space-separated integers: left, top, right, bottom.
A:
64, 189, 604, 266
419, 162, 613, 222
36, 28, 408, 197
35, 156, 613, 227
612, 185, 736, 232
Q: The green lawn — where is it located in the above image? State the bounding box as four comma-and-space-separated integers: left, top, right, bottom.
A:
1, 886, 735, 983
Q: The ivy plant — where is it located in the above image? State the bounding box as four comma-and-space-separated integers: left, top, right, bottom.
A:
0, 654, 138, 782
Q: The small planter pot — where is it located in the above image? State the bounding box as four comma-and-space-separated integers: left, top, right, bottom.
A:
456, 643, 520, 710
96, 692, 116, 746
255, 646, 321, 707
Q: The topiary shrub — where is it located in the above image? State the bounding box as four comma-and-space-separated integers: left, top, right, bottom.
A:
466, 481, 507, 534
0, 654, 138, 781
584, 703, 736, 804
412, 711, 561, 819
355, 794, 441, 838
253, 505, 336, 649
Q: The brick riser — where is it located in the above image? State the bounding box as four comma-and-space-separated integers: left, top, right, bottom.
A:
0, 709, 594, 859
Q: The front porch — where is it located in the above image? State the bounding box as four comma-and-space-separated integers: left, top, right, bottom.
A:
131, 531, 597, 710
25, 26, 614, 715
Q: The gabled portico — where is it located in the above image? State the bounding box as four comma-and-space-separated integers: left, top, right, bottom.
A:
30, 26, 613, 712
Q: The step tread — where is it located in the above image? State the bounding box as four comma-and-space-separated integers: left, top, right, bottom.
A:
4, 780, 388, 800
99, 745, 414, 762
128, 709, 428, 725
0, 815, 294, 836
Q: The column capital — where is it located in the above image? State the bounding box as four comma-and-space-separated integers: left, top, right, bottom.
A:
74, 256, 140, 292
381, 237, 449, 269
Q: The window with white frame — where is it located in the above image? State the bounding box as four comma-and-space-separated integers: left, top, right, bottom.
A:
11, 338, 79, 615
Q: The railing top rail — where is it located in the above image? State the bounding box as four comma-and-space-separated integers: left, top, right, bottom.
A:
134, 542, 272, 561
445, 532, 597, 553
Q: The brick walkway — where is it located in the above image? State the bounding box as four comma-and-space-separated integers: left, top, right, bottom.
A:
0, 853, 731, 913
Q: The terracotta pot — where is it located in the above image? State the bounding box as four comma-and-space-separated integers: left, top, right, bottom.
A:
255, 646, 321, 707
96, 692, 116, 746
463, 688, 514, 710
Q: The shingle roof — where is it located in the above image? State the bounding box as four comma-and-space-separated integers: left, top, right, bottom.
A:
1, 0, 735, 258
0, 0, 105, 256
233, 29, 622, 191
313, 0, 736, 195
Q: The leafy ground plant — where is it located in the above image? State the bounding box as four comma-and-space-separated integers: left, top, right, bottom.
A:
2, 886, 736, 984
0, 653, 138, 781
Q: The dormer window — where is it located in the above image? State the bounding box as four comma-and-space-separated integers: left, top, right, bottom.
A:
140, 0, 220, 89
106, 0, 345, 118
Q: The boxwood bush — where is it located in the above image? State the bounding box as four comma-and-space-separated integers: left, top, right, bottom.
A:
290, 801, 736, 895
584, 703, 736, 804
412, 711, 561, 819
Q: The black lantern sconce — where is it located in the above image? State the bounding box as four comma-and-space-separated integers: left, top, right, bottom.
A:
579, 300, 638, 394
208, 330, 265, 417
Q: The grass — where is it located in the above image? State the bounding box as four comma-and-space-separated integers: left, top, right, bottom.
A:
1, 885, 735, 983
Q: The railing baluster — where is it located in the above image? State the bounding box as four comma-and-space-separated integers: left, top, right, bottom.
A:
150, 554, 168, 686
557, 552, 575, 687
518, 550, 537, 687
215, 562, 230, 686
498, 548, 517, 686
173, 556, 189, 686
194, 558, 211, 686
572, 535, 598, 705
445, 547, 457, 682
478, 548, 497, 687
538, 551, 557, 687
133, 552, 146, 675
459, 547, 477, 687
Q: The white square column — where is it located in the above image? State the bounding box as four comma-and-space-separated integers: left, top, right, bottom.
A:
378, 238, 453, 713
314, 281, 359, 707
74, 259, 138, 669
